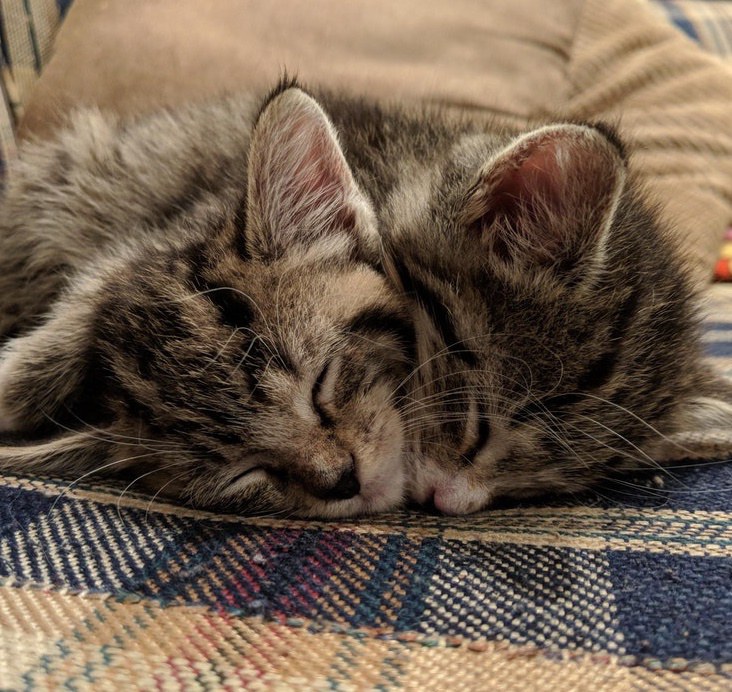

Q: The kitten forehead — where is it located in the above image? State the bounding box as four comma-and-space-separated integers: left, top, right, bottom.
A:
450, 131, 510, 169
384, 162, 436, 239
320, 266, 397, 319
240, 259, 396, 324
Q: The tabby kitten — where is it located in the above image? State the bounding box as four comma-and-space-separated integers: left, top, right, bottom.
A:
0, 84, 415, 518
380, 122, 732, 514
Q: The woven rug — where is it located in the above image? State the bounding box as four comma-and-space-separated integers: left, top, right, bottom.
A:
0, 287, 730, 689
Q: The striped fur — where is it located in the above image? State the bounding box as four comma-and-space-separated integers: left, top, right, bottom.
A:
0, 83, 727, 517
379, 122, 732, 514
0, 85, 413, 518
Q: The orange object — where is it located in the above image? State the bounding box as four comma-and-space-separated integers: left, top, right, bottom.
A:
715, 258, 732, 280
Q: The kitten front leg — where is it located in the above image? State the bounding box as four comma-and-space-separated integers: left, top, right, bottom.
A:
0, 225, 72, 342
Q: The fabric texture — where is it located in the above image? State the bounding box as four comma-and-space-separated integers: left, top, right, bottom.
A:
656, 0, 732, 57
1, 286, 732, 687
651, 0, 732, 281
0, 0, 64, 181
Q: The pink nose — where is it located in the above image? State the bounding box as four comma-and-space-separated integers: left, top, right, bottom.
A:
432, 488, 460, 516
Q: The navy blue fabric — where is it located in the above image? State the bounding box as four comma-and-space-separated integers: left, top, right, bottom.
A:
593, 464, 732, 512
57, 0, 73, 18
653, 0, 701, 41
608, 551, 732, 663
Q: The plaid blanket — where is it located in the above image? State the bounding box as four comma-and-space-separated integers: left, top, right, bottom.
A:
0, 289, 731, 688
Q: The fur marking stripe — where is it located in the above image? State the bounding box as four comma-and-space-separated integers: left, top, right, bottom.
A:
393, 258, 477, 366
345, 306, 416, 355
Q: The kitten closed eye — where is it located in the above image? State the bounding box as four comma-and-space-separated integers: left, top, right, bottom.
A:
229, 467, 265, 485
312, 359, 339, 427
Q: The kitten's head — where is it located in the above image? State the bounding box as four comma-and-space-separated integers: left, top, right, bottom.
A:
386, 122, 731, 514
0, 86, 414, 518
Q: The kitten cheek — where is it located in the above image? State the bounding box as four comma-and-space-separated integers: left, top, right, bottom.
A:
352, 409, 406, 512
358, 449, 406, 513
0, 348, 24, 432
0, 405, 17, 433
228, 468, 269, 492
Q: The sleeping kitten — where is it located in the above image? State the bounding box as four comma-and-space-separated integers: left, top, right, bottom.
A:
0, 84, 415, 518
0, 81, 728, 518
380, 121, 732, 514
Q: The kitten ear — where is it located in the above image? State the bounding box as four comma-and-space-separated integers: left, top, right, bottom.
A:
464, 124, 626, 276
246, 86, 379, 262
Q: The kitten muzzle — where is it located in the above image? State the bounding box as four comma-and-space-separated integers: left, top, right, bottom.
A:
303, 455, 361, 501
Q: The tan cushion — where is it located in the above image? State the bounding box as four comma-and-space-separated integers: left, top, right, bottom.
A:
19, 0, 583, 137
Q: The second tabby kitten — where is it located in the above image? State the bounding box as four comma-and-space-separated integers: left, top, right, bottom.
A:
382, 122, 732, 514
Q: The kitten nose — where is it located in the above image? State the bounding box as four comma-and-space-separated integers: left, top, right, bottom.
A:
329, 467, 361, 500
312, 464, 361, 501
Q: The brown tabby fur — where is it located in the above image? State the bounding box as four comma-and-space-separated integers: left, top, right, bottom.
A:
0, 84, 414, 518
380, 123, 732, 513
0, 81, 729, 516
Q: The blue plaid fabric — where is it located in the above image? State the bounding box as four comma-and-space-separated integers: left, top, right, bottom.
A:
654, 0, 732, 56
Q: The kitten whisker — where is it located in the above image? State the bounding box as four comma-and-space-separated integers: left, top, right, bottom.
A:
387, 331, 497, 400
563, 391, 712, 459
116, 459, 190, 522
597, 472, 732, 497
40, 411, 177, 453
572, 412, 690, 487
46, 449, 174, 518
398, 375, 527, 410
144, 468, 194, 522
171, 285, 270, 327
231, 335, 267, 374
202, 327, 242, 370
553, 418, 647, 471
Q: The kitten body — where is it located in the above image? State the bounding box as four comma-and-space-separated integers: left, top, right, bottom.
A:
0, 83, 728, 517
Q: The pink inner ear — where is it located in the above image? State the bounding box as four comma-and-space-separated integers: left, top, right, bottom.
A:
293, 117, 343, 186
492, 137, 569, 218
289, 125, 357, 231
253, 102, 358, 240
475, 127, 624, 267
484, 139, 569, 262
